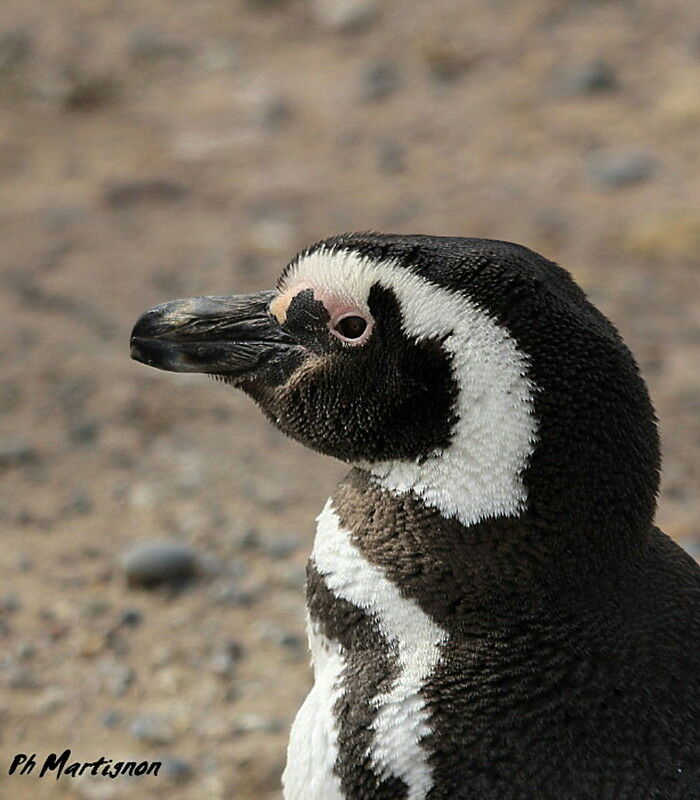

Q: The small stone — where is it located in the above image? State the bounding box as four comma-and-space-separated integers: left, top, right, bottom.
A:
6, 666, 38, 690
587, 151, 655, 188
128, 28, 190, 61
422, 40, 476, 83
30, 687, 66, 715
232, 713, 285, 735
198, 41, 240, 72
559, 60, 617, 95
314, 0, 379, 33
0, 381, 21, 413
259, 97, 293, 130
69, 419, 100, 444
103, 179, 190, 209
118, 608, 143, 628
67, 491, 93, 516
0, 437, 37, 469
171, 451, 206, 493
256, 621, 305, 651
101, 710, 123, 729
0, 593, 21, 613
0, 31, 31, 74
63, 73, 120, 112
279, 631, 305, 651
130, 713, 174, 745
263, 535, 299, 560
121, 541, 198, 588
161, 756, 193, 784
236, 527, 260, 549
214, 579, 256, 607
16, 642, 34, 660
377, 139, 405, 174
101, 662, 135, 697
82, 599, 110, 618
209, 641, 243, 676
79, 634, 107, 657
361, 60, 400, 101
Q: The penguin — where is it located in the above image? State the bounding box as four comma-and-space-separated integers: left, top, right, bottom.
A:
131, 233, 700, 800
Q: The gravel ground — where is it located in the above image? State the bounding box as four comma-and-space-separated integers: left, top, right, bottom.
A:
0, 1, 698, 798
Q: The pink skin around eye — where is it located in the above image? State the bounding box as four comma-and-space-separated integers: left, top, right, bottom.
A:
317, 295, 373, 345
277, 284, 373, 345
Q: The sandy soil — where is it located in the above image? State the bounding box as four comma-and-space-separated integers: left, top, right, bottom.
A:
0, 0, 698, 797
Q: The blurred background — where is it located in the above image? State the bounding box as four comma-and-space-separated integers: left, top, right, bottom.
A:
0, 0, 698, 797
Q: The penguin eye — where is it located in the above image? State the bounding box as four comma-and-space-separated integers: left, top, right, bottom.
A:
332, 315, 369, 342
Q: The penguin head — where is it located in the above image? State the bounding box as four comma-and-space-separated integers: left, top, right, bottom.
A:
131, 232, 659, 536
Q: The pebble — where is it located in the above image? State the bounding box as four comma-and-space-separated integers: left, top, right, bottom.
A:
377, 139, 405, 174
6, 665, 38, 690
0, 593, 21, 613
361, 60, 400, 101
0, 437, 37, 469
66, 491, 94, 516
100, 661, 135, 697
172, 450, 207, 493
232, 713, 285, 735
0, 31, 31, 74
255, 621, 305, 652
81, 599, 110, 618
118, 608, 143, 628
101, 710, 123, 729
210, 651, 236, 677
0, 381, 21, 413
69, 418, 100, 444
422, 40, 476, 83
235, 527, 260, 549
103, 179, 191, 209
30, 687, 66, 715
130, 713, 175, 745
161, 756, 193, 784
259, 97, 294, 131
121, 541, 199, 588
63, 73, 120, 112
263, 535, 300, 560
587, 151, 655, 188
198, 41, 240, 72
559, 60, 617, 95
213, 579, 257, 607
314, 0, 380, 33
210, 641, 244, 676
128, 28, 190, 61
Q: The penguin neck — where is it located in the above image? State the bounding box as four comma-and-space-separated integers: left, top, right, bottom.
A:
330, 468, 647, 618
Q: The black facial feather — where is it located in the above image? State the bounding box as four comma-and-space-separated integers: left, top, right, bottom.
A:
245, 284, 459, 463
304, 233, 660, 543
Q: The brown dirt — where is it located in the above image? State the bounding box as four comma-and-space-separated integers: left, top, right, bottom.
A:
0, 1, 698, 797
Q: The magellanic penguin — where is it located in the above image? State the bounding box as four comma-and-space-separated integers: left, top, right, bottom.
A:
131, 233, 700, 800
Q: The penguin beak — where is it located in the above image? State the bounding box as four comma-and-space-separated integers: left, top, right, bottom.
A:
130, 291, 303, 381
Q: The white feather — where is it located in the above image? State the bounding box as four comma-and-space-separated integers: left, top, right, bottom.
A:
282, 248, 538, 528
283, 615, 346, 800
303, 499, 448, 799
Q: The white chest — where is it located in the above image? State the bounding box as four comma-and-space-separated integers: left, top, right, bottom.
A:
282, 500, 448, 800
